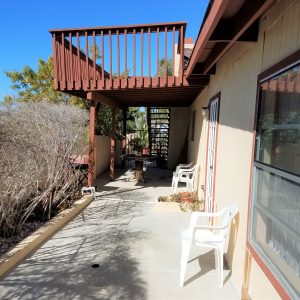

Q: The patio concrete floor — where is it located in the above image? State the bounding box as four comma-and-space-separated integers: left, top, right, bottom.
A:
0, 167, 239, 300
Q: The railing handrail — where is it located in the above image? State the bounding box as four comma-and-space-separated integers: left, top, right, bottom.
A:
49, 21, 187, 35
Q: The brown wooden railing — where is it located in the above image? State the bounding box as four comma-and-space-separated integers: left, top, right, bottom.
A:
49, 22, 186, 91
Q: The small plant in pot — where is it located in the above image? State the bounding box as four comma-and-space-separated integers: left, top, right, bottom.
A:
129, 137, 145, 155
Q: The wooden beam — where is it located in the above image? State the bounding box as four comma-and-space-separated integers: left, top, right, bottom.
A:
203, 0, 275, 74
189, 63, 216, 75
88, 101, 96, 187
86, 91, 120, 108
209, 19, 259, 42
185, 0, 230, 78
110, 107, 116, 180
209, 19, 234, 42
238, 21, 259, 42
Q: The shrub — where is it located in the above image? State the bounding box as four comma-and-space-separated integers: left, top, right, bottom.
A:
158, 192, 204, 212
0, 102, 88, 237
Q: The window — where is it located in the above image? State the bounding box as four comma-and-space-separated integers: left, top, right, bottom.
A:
191, 110, 196, 141
250, 58, 300, 298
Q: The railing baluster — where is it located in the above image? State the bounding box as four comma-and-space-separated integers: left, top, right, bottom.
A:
133, 29, 136, 77
61, 33, 66, 89
148, 28, 151, 77
52, 34, 58, 89
68, 37, 71, 82
85, 31, 89, 84
164, 26, 167, 80
69, 33, 73, 86
141, 28, 144, 77
65, 35, 69, 83
156, 28, 159, 78
92, 30, 96, 83
109, 30, 112, 87
172, 26, 175, 76
124, 29, 127, 78
73, 37, 77, 83
101, 30, 104, 83
76, 32, 81, 85
59, 39, 63, 83
180, 25, 184, 78
73, 43, 77, 84
117, 29, 120, 80
56, 39, 61, 83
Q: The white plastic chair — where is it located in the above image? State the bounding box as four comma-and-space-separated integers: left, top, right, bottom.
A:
175, 162, 194, 173
171, 162, 193, 190
179, 204, 238, 287
172, 164, 198, 192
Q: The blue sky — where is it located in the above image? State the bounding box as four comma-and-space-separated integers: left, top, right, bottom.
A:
0, 0, 209, 99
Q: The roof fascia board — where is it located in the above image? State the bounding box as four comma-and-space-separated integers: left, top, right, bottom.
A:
185, 0, 230, 78
202, 0, 276, 74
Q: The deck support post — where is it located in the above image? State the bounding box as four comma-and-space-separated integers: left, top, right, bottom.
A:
121, 107, 128, 169
88, 100, 96, 187
110, 107, 116, 180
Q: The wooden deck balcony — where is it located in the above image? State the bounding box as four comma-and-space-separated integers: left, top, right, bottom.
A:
49, 22, 209, 106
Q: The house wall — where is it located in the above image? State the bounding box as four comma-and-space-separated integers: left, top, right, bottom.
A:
95, 135, 122, 177
188, 87, 210, 202
174, 42, 194, 76
187, 0, 300, 298
95, 135, 111, 177
168, 107, 190, 169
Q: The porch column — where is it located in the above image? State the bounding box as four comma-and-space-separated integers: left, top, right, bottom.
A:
121, 107, 128, 169
88, 100, 96, 187
110, 107, 116, 180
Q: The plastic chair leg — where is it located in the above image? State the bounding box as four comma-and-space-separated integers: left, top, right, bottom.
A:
179, 240, 191, 287
218, 247, 224, 287
173, 179, 178, 192
214, 248, 219, 270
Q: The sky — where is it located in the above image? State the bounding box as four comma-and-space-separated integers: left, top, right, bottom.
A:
0, 0, 209, 99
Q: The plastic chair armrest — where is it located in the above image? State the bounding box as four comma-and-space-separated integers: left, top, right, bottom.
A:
188, 209, 227, 228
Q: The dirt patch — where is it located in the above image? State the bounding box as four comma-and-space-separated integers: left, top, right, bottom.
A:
0, 221, 44, 257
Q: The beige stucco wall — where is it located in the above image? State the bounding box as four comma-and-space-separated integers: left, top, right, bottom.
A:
95, 136, 121, 177
187, 0, 300, 297
95, 135, 111, 177
249, 259, 281, 300
168, 107, 190, 169
174, 42, 194, 76
188, 88, 210, 201
95, 135, 122, 177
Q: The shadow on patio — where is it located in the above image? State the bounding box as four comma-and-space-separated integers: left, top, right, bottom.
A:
0, 167, 239, 300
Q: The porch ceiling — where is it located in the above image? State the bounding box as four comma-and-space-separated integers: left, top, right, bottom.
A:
69, 84, 206, 107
